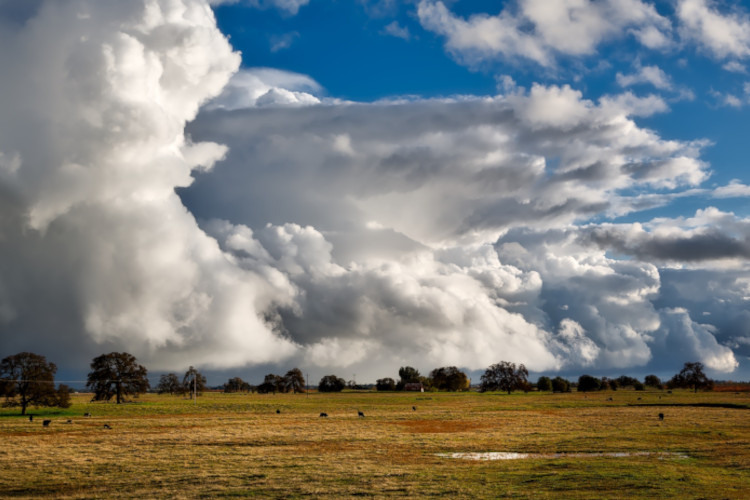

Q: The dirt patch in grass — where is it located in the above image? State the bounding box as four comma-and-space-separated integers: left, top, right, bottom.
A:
395, 419, 489, 433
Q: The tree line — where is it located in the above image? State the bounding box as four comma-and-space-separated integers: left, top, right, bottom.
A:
0, 350, 717, 415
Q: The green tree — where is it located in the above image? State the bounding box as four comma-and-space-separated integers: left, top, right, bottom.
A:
551, 376, 571, 393
182, 366, 207, 397
0, 352, 71, 415
257, 374, 282, 394
156, 373, 181, 395
668, 362, 713, 393
644, 374, 662, 389
318, 375, 346, 392
577, 374, 600, 392
397, 366, 421, 389
536, 376, 552, 392
223, 377, 252, 393
284, 368, 306, 394
616, 375, 639, 388
430, 366, 470, 391
376, 377, 396, 391
479, 361, 529, 394
86, 352, 150, 404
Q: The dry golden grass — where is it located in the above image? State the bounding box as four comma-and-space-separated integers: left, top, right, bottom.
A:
0, 390, 748, 498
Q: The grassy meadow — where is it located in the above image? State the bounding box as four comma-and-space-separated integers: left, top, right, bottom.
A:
0, 389, 748, 498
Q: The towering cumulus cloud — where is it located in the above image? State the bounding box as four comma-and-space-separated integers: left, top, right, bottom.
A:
0, 0, 298, 369
0, 0, 745, 381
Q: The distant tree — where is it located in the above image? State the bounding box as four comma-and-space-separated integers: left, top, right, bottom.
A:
606, 378, 618, 391
551, 376, 571, 393
156, 373, 181, 395
376, 377, 396, 391
223, 377, 252, 393
56, 384, 72, 408
284, 368, 306, 394
616, 375, 639, 388
577, 374, 600, 392
182, 366, 207, 397
87, 352, 149, 404
0, 352, 71, 415
257, 374, 283, 394
536, 376, 552, 392
668, 362, 713, 393
479, 361, 529, 394
430, 366, 470, 391
397, 366, 421, 390
644, 374, 662, 389
318, 375, 346, 393
633, 381, 645, 391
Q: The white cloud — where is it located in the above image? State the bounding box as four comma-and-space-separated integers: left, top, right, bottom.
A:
204, 68, 322, 110
417, 0, 550, 66
713, 179, 750, 198
270, 31, 299, 52
616, 64, 673, 90
209, 0, 309, 15
722, 60, 747, 73
382, 21, 411, 41
417, 0, 672, 67
677, 0, 750, 59
180, 81, 727, 376
0, 0, 300, 371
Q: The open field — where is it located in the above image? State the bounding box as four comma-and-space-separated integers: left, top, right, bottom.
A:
1, 390, 749, 498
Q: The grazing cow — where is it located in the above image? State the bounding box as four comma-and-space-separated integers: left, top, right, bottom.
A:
319, 412, 328, 418
412, 406, 416, 411
358, 411, 365, 418
42, 420, 51, 427
658, 413, 664, 421
66, 419, 72, 424
103, 424, 111, 429
637, 397, 642, 401
607, 397, 613, 401
83, 413, 91, 417
29, 415, 33, 422
276, 409, 281, 414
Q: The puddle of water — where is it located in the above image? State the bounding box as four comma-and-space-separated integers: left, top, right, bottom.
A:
437, 451, 688, 461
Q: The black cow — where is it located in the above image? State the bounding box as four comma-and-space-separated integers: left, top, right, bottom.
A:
658, 413, 664, 421
319, 412, 328, 418
42, 420, 51, 427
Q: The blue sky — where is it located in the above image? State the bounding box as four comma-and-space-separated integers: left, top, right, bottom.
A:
2, 0, 750, 384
